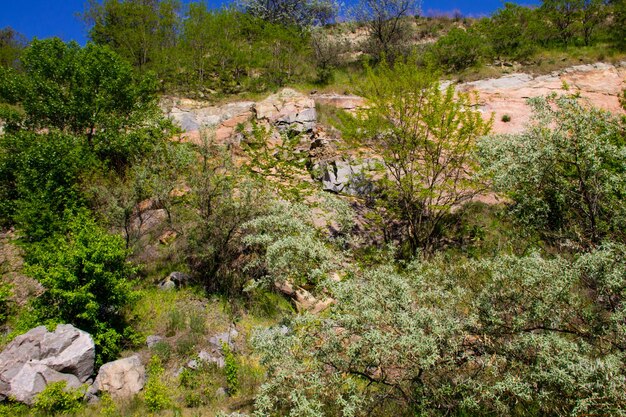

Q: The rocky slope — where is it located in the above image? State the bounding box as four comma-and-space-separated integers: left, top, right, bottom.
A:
163, 62, 626, 142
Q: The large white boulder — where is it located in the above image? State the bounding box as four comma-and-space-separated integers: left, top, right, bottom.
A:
0, 324, 95, 404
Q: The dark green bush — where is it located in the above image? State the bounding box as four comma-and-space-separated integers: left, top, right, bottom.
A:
26, 213, 138, 364
0, 132, 93, 241
428, 27, 487, 72
0, 281, 11, 324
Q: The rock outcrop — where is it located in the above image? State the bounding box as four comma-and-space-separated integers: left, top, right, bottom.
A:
0, 324, 95, 404
460, 62, 626, 134
91, 355, 145, 400
255, 88, 317, 133
165, 88, 317, 146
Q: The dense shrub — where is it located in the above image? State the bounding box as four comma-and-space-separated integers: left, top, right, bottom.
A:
26, 213, 138, 364
33, 381, 85, 415
478, 94, 626, 247
177, 8, 313, 94
253, 245, 626, 415
477, 3, 539, 60
242, 200, 337, 288
428, 27, 487, 72
0, 38, 173, 169
0, 132, 93, 240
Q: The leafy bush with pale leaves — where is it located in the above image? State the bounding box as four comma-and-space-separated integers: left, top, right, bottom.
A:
243, 200, 338, 288
478, 94, 626, 247
253, 245, 626, 415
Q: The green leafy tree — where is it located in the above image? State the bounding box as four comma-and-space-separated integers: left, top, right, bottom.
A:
540, 0, 582, 44
0, 132, 93, 240
339, 60, 492, 254
0, 38, 172, 168
579, 0, 607, 45
84, 0, 182, 72
611, 0, 626, 49
478, 3, 539, 60
428, 27, 487, 72
26, 213, 138, 363
178, 7, 313, 94
478, 94, 626, 247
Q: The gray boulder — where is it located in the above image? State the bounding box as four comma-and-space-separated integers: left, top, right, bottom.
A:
158, 271, 192, 290
198, 350, 225, 368
146, 335, 163, 348
209, 328, 239, 350
168, 271, 191, 286
0, 324, 95, 404
92, 355, 145, 399
314, 159, 375, 196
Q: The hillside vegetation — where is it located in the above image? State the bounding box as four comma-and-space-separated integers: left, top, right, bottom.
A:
0, 0, 626, 416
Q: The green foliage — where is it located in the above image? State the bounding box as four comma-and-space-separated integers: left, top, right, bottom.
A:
86, 2, 315, 95
478, 94, 626, 247
26, 213, 138, 364
339, 59, 492, 254
242, 200, 337, 288
188, 311, 207, 335
0, 281, 12, 324
428, 27, 487, 72
254, 245, 626, 415
240, 0, 338, 27
178, 7, 313, 94
144, 355, 172, 412
84, 0, 181, 71
165, 308, 186, 337
0, 403, 29, 417
0, 38, 172, 168
477, 3, 539, 60
0, 27, 25, 69
188, 137, 270, 296
611, 0, 626, 49
33, 381, 85, 415
178, 363, 223, 408
175, 334, 197, 357
0, 131, 93, 239
151, 341, 172, 363
223, 343, 239, 396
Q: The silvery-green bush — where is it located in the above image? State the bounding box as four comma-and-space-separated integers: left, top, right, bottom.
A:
253, 244, 626, 415
478, 94, 626, 247
243, 200, 340, 288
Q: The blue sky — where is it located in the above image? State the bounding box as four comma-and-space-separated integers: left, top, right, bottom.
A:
0, 0, 532, 45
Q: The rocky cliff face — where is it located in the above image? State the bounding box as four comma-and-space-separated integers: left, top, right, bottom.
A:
160, 62, 625, 198
460, 62, 626, 134
163, 62, 626, 142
